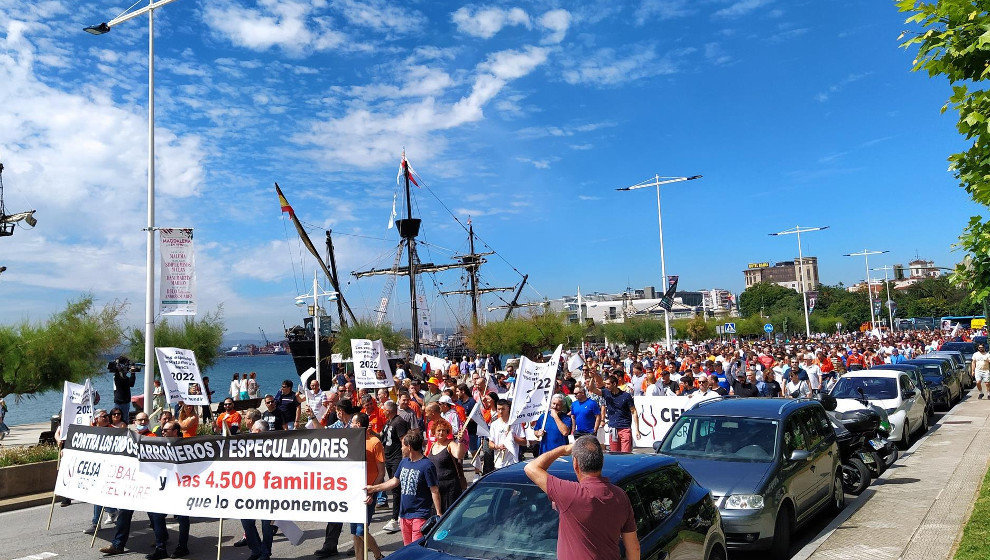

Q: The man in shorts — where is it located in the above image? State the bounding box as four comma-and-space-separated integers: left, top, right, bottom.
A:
973, 343, 990, 399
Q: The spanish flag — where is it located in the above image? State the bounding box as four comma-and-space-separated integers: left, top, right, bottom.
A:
276, 183, 294, 216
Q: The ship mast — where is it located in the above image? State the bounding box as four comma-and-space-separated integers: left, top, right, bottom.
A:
397, 153, 422, 355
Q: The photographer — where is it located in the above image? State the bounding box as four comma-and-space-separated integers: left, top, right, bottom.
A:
110, 356, 138, 413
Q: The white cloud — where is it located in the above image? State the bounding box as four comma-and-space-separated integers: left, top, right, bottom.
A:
515, 156, 555, 169
714, 0, 774, 19
334, 0, 427, 34
635, 0, 694, 24
202, 0, 362, 55
561, 46, 695, 86
814, 72, 872, 103
293, 46, 548, 168
538, 9, 571, 44
452, 6, 530, 39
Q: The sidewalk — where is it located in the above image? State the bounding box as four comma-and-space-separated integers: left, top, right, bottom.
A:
804, 388, 990, 560
1, 421, 51, 448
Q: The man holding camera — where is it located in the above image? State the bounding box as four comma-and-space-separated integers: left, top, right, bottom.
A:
110, 356, 138, 414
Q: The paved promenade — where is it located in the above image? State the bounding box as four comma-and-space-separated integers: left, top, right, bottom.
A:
1, 421, 51, 448
804, 388, 990, 560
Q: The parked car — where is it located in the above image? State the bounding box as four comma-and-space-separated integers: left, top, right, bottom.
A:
868, 364, 934, 418
939, 341, 976, 365
905, 358, 963, 409
830, 371, 930, 450
655, 398, 843, 560
387, 453, 727, 560
920, 351, 973, 388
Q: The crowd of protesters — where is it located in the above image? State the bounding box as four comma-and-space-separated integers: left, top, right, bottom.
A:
64, 325, 985, 560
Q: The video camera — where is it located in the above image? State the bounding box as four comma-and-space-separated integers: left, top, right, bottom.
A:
107, 356, 143, 374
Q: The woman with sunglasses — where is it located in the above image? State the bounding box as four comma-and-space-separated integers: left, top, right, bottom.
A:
108, 407, 128, 428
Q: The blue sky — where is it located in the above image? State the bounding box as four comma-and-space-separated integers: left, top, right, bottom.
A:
0, 0, 982, 336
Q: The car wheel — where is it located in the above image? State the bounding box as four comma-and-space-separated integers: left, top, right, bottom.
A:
921, 412, 930, 435
769, 504, 793, 560
706, 544, 727, 560
842, 457, 871, 495
897, 420, 911, 450
829, 469, 846, 514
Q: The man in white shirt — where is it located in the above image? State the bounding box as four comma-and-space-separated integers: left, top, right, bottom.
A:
973, 343, 990, 399
489, 398, 526, 468
690, 376, 720, 405
629, 364, 647, 396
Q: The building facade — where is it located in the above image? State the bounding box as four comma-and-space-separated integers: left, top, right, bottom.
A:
742, 257, 819, 292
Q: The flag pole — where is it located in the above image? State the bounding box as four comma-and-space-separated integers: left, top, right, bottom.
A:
216, 518, 224, 560
91, 505, 105, 548
46, 451, 61, 530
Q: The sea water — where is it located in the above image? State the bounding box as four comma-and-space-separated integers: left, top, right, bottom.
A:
4, 354, 298, 427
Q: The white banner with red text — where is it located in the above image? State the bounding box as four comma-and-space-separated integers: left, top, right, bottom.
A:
631, 395, 693, 448
55, 426, 367, 523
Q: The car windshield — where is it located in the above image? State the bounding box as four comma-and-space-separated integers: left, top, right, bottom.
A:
423, 482, 559, 559
915, 364, 943, 377
660, 416, 777, 463
830, 377, 897, 400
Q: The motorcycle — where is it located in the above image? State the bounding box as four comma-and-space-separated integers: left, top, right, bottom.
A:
816, 393, 888, 494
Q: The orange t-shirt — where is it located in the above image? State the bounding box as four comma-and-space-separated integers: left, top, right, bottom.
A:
217, 411, 241, 432
365, 436, 385, 486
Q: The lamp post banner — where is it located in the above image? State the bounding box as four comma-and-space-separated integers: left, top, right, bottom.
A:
55, 425, 367, 523
159, 228, 196, 316
155, 347, 209, 405
351, 339, 395, 389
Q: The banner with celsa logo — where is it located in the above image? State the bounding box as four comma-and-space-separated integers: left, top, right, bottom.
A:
56, 426, 367, 523
632, 395, 693, 448
160, 228, 196, 316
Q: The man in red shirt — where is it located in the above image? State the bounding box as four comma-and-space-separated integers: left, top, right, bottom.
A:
524, 436, 640, 560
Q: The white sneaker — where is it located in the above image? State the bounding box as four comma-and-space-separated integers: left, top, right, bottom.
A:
382, 519, 400, 533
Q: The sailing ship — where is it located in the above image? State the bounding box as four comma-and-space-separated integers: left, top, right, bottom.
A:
0, 162, 38, 239
277, 152, 532, 384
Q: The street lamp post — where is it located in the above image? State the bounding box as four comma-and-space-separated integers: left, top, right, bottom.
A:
769, 225, 828, 337
872, 265, 896, 331
296, 272, 337, 383
616, 174, 702, 350
85, 0, 182, 414
844, 249, 889, 332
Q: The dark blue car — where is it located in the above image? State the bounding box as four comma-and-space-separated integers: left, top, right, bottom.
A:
386, 453, 727, 560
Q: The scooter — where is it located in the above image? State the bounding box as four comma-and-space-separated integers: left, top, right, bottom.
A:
816, 394, 884, 493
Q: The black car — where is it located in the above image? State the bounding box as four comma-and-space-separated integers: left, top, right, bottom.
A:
386, 454, 727, 560
904, 358, 963, 409
656, 398, 842, 560
869, 364, 934, 418
939, 341, 976, 364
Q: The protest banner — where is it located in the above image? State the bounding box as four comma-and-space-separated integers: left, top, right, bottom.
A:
159, 228, 196, 316
351, 339, 394, 389
632, 395, 693, 448
155, 347, 208, 405
507, 345, 563, 426
464, 400, 490, 437
55, 425, 367, 523
59, 380, 94, 440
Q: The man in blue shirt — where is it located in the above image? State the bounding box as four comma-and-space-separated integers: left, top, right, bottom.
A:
569, 386, 602, 438
589, 374, 639, 453
535, 394, 573, 454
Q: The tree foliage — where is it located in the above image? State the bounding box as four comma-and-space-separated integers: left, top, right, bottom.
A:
898, 0, 990, 303
468, 311, 586, 359
738, 282, 804, 318
0, 296, 125, 398
600, 317, 668, 352
127, 306, 227, 376
332, 320, 409, 358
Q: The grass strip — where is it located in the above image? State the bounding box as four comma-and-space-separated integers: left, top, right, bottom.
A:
954, 462, 990, 560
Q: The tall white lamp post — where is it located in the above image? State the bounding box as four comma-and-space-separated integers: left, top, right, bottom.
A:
872, 265, 896, 331
769, 226, 828, 337
85, 0, 182, 413
616, 174, 702, 350
844, 249, 889, 332
296, 272, 338, 383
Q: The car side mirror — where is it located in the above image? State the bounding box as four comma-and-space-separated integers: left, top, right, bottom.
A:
653, 441, 663, 453
789, 449, 811, 462
420, 515, 441, 536
903, 389, 916, 399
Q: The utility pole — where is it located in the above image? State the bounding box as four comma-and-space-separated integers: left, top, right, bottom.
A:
845, 249, 889, 331
770, 225, 828, 337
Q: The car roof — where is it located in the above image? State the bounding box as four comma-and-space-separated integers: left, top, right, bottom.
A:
840, 371, 903, 379
941, 342, 974, 349
905, 358, 946, 366
871, 364, 920, 372
482, 453, 680, 485
681, 396, 818, 419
